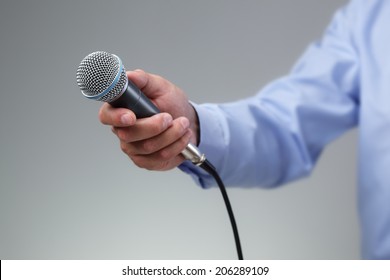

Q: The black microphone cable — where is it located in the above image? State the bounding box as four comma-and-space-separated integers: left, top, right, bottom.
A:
199, 159, 244, 260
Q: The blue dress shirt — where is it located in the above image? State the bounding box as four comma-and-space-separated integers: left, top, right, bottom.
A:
180, 0, 390, 259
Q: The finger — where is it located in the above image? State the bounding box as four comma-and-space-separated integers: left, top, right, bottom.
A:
126, 69, 148, 90
113, 113, 174, 143
126, 70, 173, 99
126, 117, 190, 155
98, 103, 136, 127
130, 130, 192, 171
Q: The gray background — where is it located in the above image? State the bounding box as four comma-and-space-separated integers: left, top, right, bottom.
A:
0, 0, 359, 259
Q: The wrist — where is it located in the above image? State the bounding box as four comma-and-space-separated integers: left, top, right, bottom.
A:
188, 102, 200, 146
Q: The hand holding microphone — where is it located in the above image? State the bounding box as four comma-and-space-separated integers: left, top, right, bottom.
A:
76, 51, 243, 259
77, 52, 202, 170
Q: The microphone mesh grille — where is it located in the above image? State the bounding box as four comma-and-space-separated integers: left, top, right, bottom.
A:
76, 51, 127, 102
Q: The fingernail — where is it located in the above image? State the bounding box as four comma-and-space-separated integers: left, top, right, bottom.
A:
180, 118, 190, 129
121, 114, 133, 125
162, 114, 173, 128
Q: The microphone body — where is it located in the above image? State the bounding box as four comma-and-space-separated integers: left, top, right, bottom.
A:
110, 78, 160, 118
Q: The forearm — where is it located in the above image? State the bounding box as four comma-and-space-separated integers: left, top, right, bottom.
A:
182, 97, 317, 188
183, 72, 358, 189
182, 1, 361, 189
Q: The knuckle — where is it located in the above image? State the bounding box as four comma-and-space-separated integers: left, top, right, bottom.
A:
120, 141, 129, 154
116, 128, 130, 142
157, 161, 170, 171
131, 155, 173, 171
141, 139, 157, 154
158, 148, 173, 161
131, 156, 145, 169
132, 156, 158, 170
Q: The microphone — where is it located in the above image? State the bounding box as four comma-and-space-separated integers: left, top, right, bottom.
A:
76, 51, 206, 166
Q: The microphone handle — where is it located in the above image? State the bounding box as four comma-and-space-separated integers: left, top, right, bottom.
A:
110, 79, 206, 165
110, 79, 160, 117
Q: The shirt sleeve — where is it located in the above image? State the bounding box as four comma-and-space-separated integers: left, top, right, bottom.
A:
180, 0, 360, 188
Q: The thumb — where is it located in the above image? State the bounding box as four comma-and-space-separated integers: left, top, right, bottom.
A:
126, 69, 173, 100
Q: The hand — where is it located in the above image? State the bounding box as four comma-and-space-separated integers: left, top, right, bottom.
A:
98, 69, 199, 171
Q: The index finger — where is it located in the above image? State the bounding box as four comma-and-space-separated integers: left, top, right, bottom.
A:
98, 102, 136, 127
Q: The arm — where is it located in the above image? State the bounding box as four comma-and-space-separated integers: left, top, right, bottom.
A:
181, 0, 361, 188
